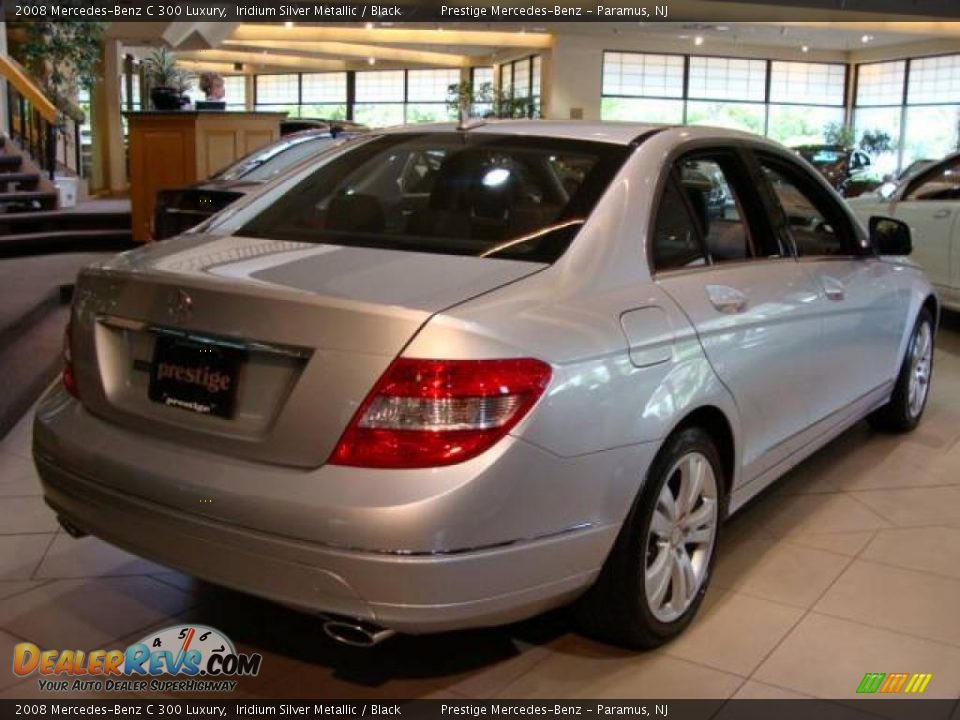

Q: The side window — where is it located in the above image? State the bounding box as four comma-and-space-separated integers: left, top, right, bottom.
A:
678, 158, 754, 263
760, 160, 852, 257
651, 177, 707, 272
904, 157, 960, 201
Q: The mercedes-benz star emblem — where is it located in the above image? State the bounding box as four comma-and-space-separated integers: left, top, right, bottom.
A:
168, 289, 193, 324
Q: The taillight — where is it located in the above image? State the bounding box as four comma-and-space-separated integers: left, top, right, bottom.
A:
62, 320, 79, 398
330, 358, 552, 468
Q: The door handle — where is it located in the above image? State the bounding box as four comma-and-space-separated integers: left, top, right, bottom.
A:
821, 275, 846, 301
706, 285, 749, 314
933, 209, 952, 219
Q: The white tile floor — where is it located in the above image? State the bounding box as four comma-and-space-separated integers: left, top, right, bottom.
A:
2, 315, 960, 705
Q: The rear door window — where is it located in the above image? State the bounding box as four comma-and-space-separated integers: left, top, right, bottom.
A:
237, 133, 631, 264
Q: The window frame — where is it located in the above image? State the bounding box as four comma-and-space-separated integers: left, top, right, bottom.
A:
750, 149, 868, 260
647, 143, 786, 276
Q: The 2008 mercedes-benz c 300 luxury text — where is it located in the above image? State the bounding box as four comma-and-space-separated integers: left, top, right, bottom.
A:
34, 122, 937, 648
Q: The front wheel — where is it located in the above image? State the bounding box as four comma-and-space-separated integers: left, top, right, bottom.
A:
576, 427, 724, 648
869, 308, 935, 432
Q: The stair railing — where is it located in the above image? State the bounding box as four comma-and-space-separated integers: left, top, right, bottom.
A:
0, 55, 64, 181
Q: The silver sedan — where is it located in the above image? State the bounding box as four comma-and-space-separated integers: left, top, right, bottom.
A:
34, 122, 937, 648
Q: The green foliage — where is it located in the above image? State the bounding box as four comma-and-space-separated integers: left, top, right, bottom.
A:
142, 48, 193, 93
16, 21, 106, 121
823, 121, 856, 148
447, 80, 540, 120
859, 129, 894, 156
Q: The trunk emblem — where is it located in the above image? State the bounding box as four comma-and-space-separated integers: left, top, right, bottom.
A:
168, 289, 193, 324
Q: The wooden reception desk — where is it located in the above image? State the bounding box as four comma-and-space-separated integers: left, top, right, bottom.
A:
125, 110, 286, 242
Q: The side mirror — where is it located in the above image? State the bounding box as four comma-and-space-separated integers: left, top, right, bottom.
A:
870, 216, 912, 256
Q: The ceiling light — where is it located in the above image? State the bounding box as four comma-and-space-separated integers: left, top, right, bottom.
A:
284, 21, 294, 28
861, 34, 873, 43
801, 45, 810, 53
694, 35, 704, 46
367, 57, 376, 65
365, 22, 374, 30
716, 25, 729, 31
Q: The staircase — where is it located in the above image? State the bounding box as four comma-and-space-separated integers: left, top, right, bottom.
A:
0, 134, 58, 214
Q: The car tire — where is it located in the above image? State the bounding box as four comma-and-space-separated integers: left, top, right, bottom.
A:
868, 307, 935, 433
575, 427, 724, 649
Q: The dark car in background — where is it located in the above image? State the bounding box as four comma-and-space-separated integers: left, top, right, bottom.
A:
793, 144, 882, 198
153, 126, 365, 240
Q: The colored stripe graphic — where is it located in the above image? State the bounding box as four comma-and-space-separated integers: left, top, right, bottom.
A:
857, 673, 885, 694
904, 673, 933, 694
879, 673, 909, 693
856, 672, 932, 694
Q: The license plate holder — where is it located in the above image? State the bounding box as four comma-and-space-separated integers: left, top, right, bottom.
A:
148, 335, 243, 418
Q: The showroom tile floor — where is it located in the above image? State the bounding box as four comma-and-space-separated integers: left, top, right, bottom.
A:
1, 316, 960, 711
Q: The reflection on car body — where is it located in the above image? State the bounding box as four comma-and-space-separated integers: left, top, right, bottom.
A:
36, 122, 937, 649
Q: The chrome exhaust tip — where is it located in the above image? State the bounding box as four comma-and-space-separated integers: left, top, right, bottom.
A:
57, 516, 88, 539
322, 617, 395, 648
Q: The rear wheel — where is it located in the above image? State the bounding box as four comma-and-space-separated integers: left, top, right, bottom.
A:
576, 427, 724, 648
869, 308, 934, 432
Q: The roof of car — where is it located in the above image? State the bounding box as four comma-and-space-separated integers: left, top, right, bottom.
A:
374, 120, 780, 147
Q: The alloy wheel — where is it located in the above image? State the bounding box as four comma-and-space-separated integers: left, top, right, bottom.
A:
644, 451, 719, 623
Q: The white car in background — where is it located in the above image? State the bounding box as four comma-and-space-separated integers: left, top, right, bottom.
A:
850, 151, 960, 311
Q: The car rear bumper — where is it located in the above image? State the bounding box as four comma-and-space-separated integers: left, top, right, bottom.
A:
37, 451, 613, 632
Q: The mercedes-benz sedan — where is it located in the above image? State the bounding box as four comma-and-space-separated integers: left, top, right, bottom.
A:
34, 122, 937, 649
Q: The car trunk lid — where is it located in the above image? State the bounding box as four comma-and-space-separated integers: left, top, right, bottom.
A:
70, 234, 545, 468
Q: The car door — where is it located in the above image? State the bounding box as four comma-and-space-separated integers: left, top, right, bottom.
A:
888, 155, 960, 300
754, 151, 908, 422
651, 150, 823, 483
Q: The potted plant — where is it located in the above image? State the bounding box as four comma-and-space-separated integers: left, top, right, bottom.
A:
143, 48, 193, 110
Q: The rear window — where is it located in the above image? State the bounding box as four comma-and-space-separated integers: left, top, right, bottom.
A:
215, 134, 333, 183
236, 133, 631, 263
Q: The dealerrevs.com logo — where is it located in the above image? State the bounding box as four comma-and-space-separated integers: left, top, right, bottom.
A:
12, 625, 262, 693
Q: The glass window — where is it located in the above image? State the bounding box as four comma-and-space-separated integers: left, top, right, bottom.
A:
651, 178, 707, 272
904, 156, 960, 201
688, 56, 766, 102
601, 97, 684, 123
855, 61, 906, 106
532, 56, 542, 99
602, 52, 684, 98
769, 61, 845, 106
255, 74, 299, 105
767, 105, 845, 145
408, 69, 460, 103
678, 158, 753, 262
907, 54, 960, 105
237, 134, 631, 264
353, 104, 405, 128
686, 101, 765, 135
472, 66, 494, 89
854, 106, 902, 177
513, 58, 532, 99
222, 76, 246, 109
302, 73, 347, 104
355, 70, 404, 103
902, 105, 960, 169
761, 162, 847, 257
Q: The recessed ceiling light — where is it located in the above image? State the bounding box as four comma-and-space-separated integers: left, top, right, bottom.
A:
716, 25, 729, 31
694, 35, 704, 46
365, 22, 374, 30
861, 34, 873, 43
367, 57, 376, 65
801, 45, 810, 53
284, 21, 294, 28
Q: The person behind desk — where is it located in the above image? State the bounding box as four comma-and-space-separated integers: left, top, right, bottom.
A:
197, 72, 227, 111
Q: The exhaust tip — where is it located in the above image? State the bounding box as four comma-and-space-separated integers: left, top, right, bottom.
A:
323, 618, 395, 648
58, 517, 88, 538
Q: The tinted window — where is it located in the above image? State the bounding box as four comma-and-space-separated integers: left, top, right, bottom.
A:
214, 134, 333, 183
904, 156, 960, 201
759, 159, 858, 257
679, 158, 753, 263
651, 178, 707, 271
237, 133, 631, 263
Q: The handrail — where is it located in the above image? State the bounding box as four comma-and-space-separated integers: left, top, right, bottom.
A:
0, 55, 58, 124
